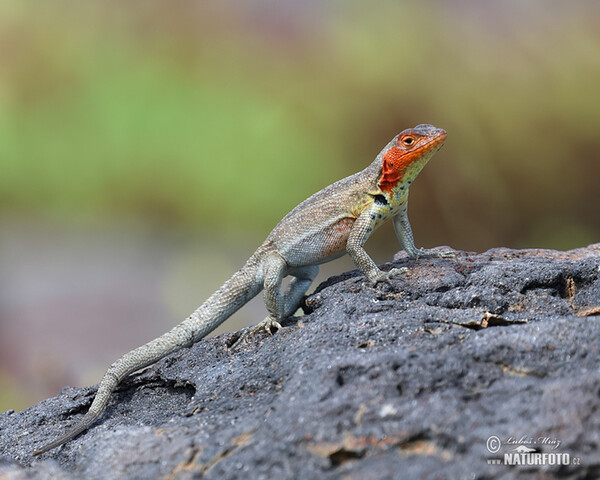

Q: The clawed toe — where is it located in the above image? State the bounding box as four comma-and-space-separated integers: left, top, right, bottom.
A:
367, 267, 408, 286
231, 317, 282, 350
414, 248, 456, 260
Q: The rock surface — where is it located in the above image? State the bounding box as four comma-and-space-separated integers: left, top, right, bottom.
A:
1, 245, 599, 479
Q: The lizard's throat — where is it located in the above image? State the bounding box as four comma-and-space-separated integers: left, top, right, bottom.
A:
378, 149, 432, 195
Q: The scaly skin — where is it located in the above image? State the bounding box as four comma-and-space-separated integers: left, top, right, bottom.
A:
33, 124, 449, 456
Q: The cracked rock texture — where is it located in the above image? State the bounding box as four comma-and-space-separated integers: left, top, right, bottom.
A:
1, 245, 599, 479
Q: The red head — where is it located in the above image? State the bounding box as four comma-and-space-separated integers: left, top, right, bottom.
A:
378, 124, 447, 194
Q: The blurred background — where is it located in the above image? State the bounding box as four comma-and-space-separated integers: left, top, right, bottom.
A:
1, 0, 599, 412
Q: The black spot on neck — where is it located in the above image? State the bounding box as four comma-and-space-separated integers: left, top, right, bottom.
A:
373, 194, 389, 206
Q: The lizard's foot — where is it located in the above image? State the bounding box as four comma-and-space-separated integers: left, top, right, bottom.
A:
367, 267, 408, 287
411, 248, 456, 260
231, 316, 282, 350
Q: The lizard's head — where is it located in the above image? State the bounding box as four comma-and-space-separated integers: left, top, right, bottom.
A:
378, 124, 447, 194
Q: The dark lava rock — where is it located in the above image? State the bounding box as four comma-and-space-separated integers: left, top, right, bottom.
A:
1, 245, 599, 480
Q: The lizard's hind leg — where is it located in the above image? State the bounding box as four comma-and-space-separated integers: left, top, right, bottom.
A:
283, 265, 319, 317
231, 258, 318, 349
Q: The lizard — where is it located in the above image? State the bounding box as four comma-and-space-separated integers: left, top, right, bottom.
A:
33, 123, 449, 455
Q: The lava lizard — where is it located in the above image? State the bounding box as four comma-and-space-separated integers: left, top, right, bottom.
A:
33, 123, 450, 455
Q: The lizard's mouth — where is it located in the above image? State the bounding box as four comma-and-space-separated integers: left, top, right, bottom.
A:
412, 130, 447, 156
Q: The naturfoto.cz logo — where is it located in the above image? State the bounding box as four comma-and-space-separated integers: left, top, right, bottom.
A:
485, 435, 581, 466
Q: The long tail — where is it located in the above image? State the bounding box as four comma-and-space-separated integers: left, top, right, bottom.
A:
33, 255, 264, 455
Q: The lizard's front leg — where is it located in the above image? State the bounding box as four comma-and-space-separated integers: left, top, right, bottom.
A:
347, 208, 407, 286
393, 208, 454, 259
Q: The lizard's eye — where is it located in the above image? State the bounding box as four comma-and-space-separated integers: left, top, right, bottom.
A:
402, 137, 415, 146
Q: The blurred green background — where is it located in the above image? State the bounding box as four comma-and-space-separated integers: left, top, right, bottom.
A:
1, 1, 599, 412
